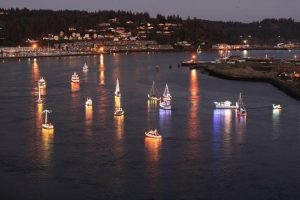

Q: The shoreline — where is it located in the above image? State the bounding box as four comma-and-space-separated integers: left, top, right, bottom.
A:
0, 49, 181, 60
204, 66, 300, 101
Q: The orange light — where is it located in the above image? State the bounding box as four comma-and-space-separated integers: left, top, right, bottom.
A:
32, 44, 37, 49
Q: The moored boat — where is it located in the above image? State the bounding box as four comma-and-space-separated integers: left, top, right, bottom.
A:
37, 82, 43, 104
85, 97, 93, 106
159, 100, 171, 110
145, 129, 162, 139
39, 77, 46, 88
71, 72, 80, 83
162, 83, 172, 101
42, 109, 54, 129
237, 93, 247, 116
273, 104, 282, 109
82, 63, 88, 72
214, 101, 238, 109
115, 78, 121, 97
114, 107, 124, 116
148, 81, 161, 101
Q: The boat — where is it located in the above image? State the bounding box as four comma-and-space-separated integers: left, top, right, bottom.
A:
162, 83, 172, 101
196, 45, 202, 54
273, 104, 282, 109
37, 82, 43, 104
85, 97, 93, 106
159, 99, 171, 110
237, 93, 247, 116
38, 77, 46, 88
145, 129, 162, 139
115, 78, 121, 97
214, 101, 238, 109
148, 81, 161, 101
82, 63, 88, 72
114, 107, 124, 116
42, 110, 54, 129
71, 72, 80, 83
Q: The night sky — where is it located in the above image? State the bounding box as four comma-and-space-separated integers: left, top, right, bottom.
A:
1, 0, 299, 22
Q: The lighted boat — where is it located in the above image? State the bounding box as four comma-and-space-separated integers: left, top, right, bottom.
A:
37, 82, 43, 104
159, 99, 171, 110
114, 107, 124, 116
38, 77, 46, 88
214, 101, 238, 109
85, 97, 93, 106
273, 104, 282, 109
71, 72, 80, 83
145, 129, 162, 139
82, 63, 88, 72
148, 81, 161, 101
42, 110, 54, 129
115, 78, 121, 97
237, 93, 247, 116
162, 83, 172, 101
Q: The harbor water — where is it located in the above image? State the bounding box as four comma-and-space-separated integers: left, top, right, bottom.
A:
0, 51, 300, 199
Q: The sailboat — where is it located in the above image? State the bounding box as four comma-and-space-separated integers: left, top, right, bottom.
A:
145, 129, 162, 139
85, 97, 93, 106
37, 82, 43, 104
159, 99, 172, 110
42, 110, 54, 129
39, 77, 46, 89
71, 72, 80, 83
114, 97, 124, 116
148, 81, 161, 101
162, 83, 172, 101
237, 92, 247, 116
115, 79, 121, 97
82, 63, 88, 72
196, 45, 202, 54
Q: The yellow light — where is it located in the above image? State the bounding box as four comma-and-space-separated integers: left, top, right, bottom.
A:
32, 44, 37, 49
99, 47, 104, 53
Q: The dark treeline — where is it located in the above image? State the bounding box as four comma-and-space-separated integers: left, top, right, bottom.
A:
1, 8, 300, 46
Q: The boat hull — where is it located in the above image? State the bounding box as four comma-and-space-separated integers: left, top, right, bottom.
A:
42, 123, 54, 129
145, 132, 162, 139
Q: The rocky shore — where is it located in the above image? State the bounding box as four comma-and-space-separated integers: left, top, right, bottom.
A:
203, 63, 300, 100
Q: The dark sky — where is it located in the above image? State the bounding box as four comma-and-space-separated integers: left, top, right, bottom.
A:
1, 0, 299, 22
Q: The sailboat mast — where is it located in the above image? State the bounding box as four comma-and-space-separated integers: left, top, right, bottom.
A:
45, 111, 48, 124
38, 82, 41, 100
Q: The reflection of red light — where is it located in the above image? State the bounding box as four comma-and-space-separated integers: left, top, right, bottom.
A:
71, 82, 80, 91
145, 137, 161, 162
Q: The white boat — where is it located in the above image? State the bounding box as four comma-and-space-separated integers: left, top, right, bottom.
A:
273, 104, 282, 109
42, 109, 54, 129
159, 99, 171, 110
71, 72, 80, 83
145, 129, 162, 139
162, 83, 172, 101
148, 81, 161, 101
237, 93, 247, 116
37, 82, 43, 104
82, 63, 88, 72
85, 97, 93, 106
114, 107, 124, 116
38, 77, 46, 88
115, 78, 121, 97
214, 101, 238, 109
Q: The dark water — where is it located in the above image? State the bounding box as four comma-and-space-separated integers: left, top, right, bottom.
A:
0, 51, 300, 200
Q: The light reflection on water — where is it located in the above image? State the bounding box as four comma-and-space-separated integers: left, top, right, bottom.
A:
272, 109, 281, 139
145, 137, 162, 192
213, 109, 233, 156
99, 54, 105, 85
188, 69, 200, 139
